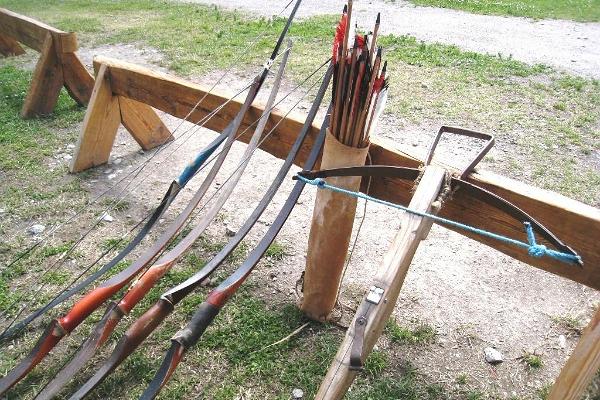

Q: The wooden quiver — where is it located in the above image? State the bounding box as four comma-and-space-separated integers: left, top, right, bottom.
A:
300, 129, 369, 321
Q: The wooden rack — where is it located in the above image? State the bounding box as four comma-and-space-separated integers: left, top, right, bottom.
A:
72, 56, 600, 399
0, 8, 94, 117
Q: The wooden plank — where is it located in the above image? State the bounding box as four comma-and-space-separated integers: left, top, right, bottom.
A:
0, 33, 25, 56
0, 8, 65, 52
61, 52, 94, 105
20, 33, 64, 118
70, 64, 121, 172
549, 306, 600, 399
92, 56, 600, 290
316, 166, 446, 399
118, 96, 173, 150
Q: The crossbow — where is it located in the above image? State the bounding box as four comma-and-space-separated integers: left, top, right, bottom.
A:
295, 126, 581, 399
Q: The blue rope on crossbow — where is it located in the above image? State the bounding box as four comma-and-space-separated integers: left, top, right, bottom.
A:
296, 175, 582, 265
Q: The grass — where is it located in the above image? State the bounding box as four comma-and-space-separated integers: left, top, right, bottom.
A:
521, 352, 543, 369
551, 314, 584, 335
0, 0, 598, 398
386, 319, 437, 344
4, 0, 597, 205
407, 0, 600, 22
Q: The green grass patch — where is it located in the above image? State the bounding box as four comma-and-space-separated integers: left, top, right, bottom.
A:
407, 0, 600, 22
386, 319, 437, 344
521, 352, 543, 369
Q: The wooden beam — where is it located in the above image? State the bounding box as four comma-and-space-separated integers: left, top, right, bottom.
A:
20, 33, 64, 118
118, 96, 173, 150
0, 33, 25, 56
549, 306, 600, 399
70, 64, 121, 172
88, 56, 600, 290
0, 8, 65, 52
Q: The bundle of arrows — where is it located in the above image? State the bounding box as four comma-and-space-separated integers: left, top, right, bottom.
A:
330, 1, 388, 148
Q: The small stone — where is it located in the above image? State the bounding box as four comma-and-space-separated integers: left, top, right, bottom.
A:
28, 224, 45, 235
67, 144, 76, 150
138, 149, 145, 155
104, 169, 113, 175
484, 347, 503, 365
292, 388, 304, 399
420, 82, 428, 89
101, 213, 114, 223
107, 173, 117, 180
63, 154, 73, 161
225, 227, 236, 237
113, 158, 123, 165
559, 335, 567, 349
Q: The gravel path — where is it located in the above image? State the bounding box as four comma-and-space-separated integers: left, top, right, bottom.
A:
181, 0, 600, 78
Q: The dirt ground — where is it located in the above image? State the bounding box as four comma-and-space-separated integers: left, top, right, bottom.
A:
64, 40, 600, 398
181, 0, 600, 79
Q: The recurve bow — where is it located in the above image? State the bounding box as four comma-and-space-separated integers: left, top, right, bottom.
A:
0, 0, 303, 392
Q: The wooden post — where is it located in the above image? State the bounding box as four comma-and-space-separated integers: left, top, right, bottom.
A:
0, 33, 24, 56
70, 64, 121, 172
549, 306, 600, 399
315, 166, 446, 399
20, 33, 64, 118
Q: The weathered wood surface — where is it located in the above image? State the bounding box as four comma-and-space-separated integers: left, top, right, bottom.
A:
316, 166, 446, 399
20, 34, 63, 118
0, 33, 25, 56
0, 8, 93, 113
0, 8, 65, 52
61, 52, 94, 105
70, 64, 121, 172
549, 306, 600, 399
118, 96, 173, 150
87, 56, 600, 290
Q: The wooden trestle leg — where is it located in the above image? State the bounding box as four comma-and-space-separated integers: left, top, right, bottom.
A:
0, 33, 24, 56
20, 34, 64, 118
315, 165, 446, 399
548, 305, 600, 399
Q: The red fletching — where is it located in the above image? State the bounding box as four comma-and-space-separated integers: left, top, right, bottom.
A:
355, 34, 365, 50
332, 12, 347, 62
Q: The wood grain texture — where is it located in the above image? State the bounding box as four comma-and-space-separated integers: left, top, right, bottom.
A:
549, 306, 600, 399
0, 33, 24, 56
20, 33, 64, 118
315, 166, 446, 399
70, 64, 121, 172
118, 97, 173, 150
89, 56, 600, 290
61, 52, 94, 105
0, 8, 65, 52
301, 131, 369, 321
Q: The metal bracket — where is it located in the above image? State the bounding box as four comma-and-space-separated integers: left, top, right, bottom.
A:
349, 316, 368, 370
366, 286, 384, 304
425, 126, 495, 180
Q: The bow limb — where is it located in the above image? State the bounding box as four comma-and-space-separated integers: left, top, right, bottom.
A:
296, 166, 581, 264
0, 65, 264, 398
140, 82, 333, 400
35, 45, 293, 400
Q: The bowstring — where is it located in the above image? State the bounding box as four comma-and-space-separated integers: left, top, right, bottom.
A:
0, 0, 297, 274
0, 56, 329, 335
